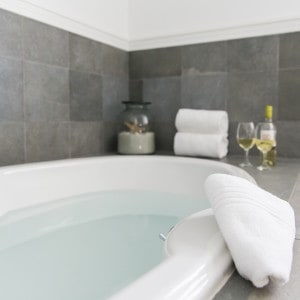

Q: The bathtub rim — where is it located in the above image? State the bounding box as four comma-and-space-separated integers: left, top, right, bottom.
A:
0, 155, 255, 182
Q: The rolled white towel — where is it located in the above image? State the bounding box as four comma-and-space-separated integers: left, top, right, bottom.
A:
204, 174, 295, 288
175, 109, 228, 134
174, 132, 228, 158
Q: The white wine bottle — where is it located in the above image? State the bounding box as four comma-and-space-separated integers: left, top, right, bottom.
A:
264, 105, 277, 166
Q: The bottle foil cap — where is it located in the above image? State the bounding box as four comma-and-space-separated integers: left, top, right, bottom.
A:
265, 105, 273, 119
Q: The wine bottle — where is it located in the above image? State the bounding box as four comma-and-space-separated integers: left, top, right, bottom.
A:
264, 105, 277, 166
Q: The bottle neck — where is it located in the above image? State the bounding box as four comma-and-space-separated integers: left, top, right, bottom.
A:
265, 116, 272, 123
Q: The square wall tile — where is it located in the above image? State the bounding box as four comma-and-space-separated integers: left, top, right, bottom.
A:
130, 47, 181, 79
280, 32, 300, 69
279, 69, 300, 121
129, 79, 143, 102
277, 121, 300, 157
70, 71, 102, 121
228, 36, 278, 73
143, 77, 181, 123
153, 122, 176, 152
228, 121, 240, 155
129, 51, 144, 79
181, 74, 227, 110
24, 62, 69, 121
102, 76, 128, 122
103, 122, 119, 153
182, 41, 227, 75
69, 33, 102, 74
25, 122, 69, 162
101, 43, 129, 77
227, 72, 278, 122
0, 57, 23, 121
70, 122, 103, 157
0, 122, 24, 166
0, 9, 22, 58
23, 18, 69, 67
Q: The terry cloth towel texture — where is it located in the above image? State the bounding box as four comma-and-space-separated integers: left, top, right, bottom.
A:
174, 132, 228, 159
175, 109, 228, 134
204, 173, 295, 288
173, 109, 229, 158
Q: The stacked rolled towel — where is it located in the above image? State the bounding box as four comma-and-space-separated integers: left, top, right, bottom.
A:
174, 109, 229, 158
175, 109, 229, 134
204, 174, 295, 288
174, 133, 228, 158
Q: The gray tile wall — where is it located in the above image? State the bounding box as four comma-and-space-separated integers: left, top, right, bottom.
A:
1, 7, 300, 164
130, 34, 300, 157
0, 8, 128, 165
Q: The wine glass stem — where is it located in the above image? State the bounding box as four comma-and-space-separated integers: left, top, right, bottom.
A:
244, 149, 250, 164
262, 152, 268, 167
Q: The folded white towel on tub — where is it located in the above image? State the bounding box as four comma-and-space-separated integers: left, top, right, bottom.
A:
175, 109, 228, 134
174, 132, 228, 158
204, 173, 295, 288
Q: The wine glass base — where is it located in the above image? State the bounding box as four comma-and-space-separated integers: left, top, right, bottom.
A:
257, 165, 271, 171
239, 162, 253, 167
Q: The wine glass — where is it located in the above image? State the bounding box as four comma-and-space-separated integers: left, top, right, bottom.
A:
236, 122, 255, 167
255, 122, 275, 171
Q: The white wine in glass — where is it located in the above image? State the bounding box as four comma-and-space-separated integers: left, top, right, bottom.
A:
236, 122, 255, 167
255, 122, 276, 171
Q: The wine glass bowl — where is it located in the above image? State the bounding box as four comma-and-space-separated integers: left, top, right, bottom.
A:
236, 122, 255, 167
255, 122, 276, 171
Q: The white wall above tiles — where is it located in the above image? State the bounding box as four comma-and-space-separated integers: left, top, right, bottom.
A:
1, 0, 300, 51
0, 0, 129, 50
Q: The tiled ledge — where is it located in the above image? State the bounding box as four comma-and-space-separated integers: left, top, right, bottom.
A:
289, 174, 300, 240
222, 156, 300, 200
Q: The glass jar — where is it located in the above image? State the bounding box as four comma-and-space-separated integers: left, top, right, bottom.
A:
118, 101, 155, 154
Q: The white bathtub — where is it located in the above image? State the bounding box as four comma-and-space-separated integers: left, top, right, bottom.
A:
0, 156, 254, 300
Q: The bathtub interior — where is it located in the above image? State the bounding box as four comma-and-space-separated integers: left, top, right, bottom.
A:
0, 189, 210, 250
0, 191, 185, 300
0, 156, 254, 300
0, 190, 212, 300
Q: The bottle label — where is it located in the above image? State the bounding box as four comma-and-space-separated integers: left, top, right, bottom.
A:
260, 130, 276, 145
